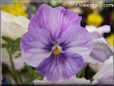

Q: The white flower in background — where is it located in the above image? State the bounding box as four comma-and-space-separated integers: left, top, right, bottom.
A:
85, 25, 112, 72
33, 76, 90, 85
1, 11, 30, 40
1, 48, 10, 66
85, 25, 112, 63
90, 38, 112, 62
13, 57, 25, 70
1, 11, 29, 70
86, 25, 111, 39
1, 48, 25, 70
92, 56, 114, 85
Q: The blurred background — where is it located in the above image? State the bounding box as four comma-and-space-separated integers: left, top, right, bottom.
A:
1, 0, 114, 85
1, 0, 114, 44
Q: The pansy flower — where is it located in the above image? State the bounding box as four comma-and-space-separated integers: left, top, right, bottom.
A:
20, 4, 92, 81
86, 25, 112, 62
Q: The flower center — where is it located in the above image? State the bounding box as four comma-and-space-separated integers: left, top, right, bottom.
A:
53, 47, 60, 55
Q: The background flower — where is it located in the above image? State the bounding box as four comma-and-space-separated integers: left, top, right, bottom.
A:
1, 0, 28, 17
86, 13, 103, 27
86, 25, 111, 39
1, 11, 29, 40
92, 56, 114, 85
86, 25, 112, 63
85, 25, 112, 73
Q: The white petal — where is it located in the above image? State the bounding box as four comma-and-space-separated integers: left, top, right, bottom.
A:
90, 37, 112, 62
1, 11, 29, 40
86, 25, 111, 39
89, 63, 102, 72
1, 11, 16, 22
33, 76, 90, 85
86, 25, 111, 34
1, 48, 10, 66
93, 56, 114, 84
14, 16, 30, 29
98, 25, 111, 33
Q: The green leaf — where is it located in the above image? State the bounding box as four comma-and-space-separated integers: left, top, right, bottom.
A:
76, 67, 85, 78
2, 37, 14, 43
27, 67, 43, 80
14, 38, 21, 44
14, 38, 21, 51
2, 44, 9, 48
2, 37, 21, 54
20, 66, 43, 83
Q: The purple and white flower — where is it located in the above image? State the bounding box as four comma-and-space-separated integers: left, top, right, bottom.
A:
86, 25, 112, 63
92, 56, 114, 85
20, 4, 92, 81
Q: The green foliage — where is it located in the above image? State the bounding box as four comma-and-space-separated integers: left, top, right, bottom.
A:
2, 37, 43, 84
20, 65, 43, 84
76, 64, 95, 82
76, 67, 85, 78
27, 67, 43, 80
2, 37, 21, 54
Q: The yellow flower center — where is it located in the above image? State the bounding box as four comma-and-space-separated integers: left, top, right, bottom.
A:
53, 47, 60, 55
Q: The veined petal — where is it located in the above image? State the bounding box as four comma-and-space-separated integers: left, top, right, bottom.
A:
59, 26, 92, 48
93, 56, 114, 85
29, 4, 82, 37
65, 47, 90, 60
93, 71, 114, 85
22, 50, 52, 67
90, 38, 112, 62
37, 53, 84, 81
20, 28, 54, 67
20, 28, 54, 52
59, 26, 92, 59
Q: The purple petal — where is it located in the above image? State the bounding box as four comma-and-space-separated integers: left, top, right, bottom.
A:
29, 4, 82, 37
98, 72, 114, 85
59, 26, 93, 59
20, 28, 54, 67
22, 50, 52, 67
90, 41, 112, 62
20, 28, 54, 52
37, 53, 84, 81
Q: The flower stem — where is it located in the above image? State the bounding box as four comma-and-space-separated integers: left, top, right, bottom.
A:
8, 50, 20, 84
17, 71, 23, 84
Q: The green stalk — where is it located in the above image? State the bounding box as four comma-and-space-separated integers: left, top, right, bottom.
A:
8, 49, 20, 84
17, 71, 23, 84
9, 69, 18, 84
8, 48, 24, 84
